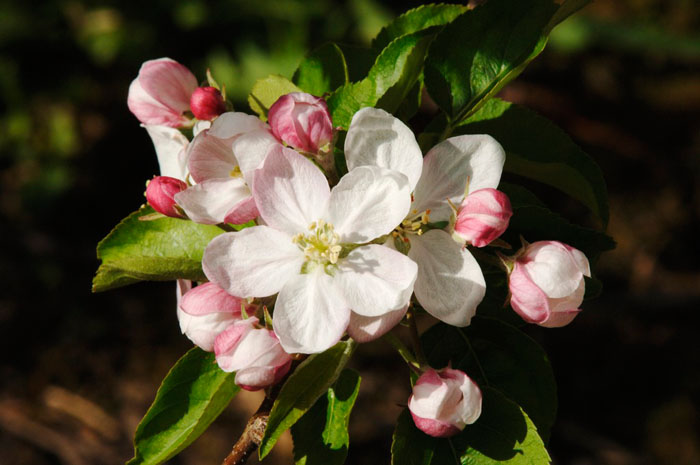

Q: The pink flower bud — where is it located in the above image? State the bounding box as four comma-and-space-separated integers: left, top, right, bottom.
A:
454, 188, 512, 247
214, 317, 292, 391
408, 367, 482, 438
177, 282, 245, 351
127, 58, 198, 127
509, 241, 591, 327
190, 86, 226, 121
268, 92, 333, 153
146, 176, 187, 218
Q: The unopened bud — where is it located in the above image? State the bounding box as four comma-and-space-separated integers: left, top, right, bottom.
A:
408, 367, 482, 438
454, 188, 512, 247
190, 86, 226, 121
268, 92, 333, 153
145, 176, 187, 218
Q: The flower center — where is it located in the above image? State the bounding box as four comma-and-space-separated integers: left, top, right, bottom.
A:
391, 209, 431, 254
292, 220, 342, 272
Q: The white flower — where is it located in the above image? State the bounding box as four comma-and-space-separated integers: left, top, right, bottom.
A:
344, 108, 506, 327
202, 146, 417, 353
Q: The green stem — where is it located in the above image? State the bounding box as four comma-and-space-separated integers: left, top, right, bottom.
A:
383, 332, 420, 370
406, 307, 428, 369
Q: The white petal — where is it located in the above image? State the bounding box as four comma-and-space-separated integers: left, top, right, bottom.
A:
253, 146, 330, 235
231, 129, 281, 184
412, 135, 505, 222
273, 270, 350, 354
336, 245, 417, 317
208, 112, 267, 139
344, 107, 423, 191
347, 306, 407, 343
188, 130, 238, 183
143, 125, 189, 180
408, 230, 486, 327
202, 226, 304, 298
523, 242, 583, 298
174, 178, 251, 224
192, 120, 211, 137
326, 166, 410, 243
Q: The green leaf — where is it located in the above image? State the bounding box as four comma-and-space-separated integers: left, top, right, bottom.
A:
92, 206, 222, 292
327, 31, 432, 128
292, 369, 361, 465
372, 3, 468, 52
259, 339, 357, 459
292, 43, 348, 96
248, 75, 302, 120
424, 0, 558, 122
127, 348, 239, 465
422, 317, 557, 440
545, 0, 592, 34
458, 98, 610, 227
392, 389, 550, 465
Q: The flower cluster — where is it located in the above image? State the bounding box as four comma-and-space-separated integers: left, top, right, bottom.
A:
127, 57, 592, 427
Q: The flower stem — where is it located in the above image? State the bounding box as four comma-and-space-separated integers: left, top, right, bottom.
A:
383, 331, 420, 371
406, 307, 428, 369
217, 223, 235, 233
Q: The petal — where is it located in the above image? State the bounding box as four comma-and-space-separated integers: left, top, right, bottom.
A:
563, 244, 591, 277
412, 135, 505, 222
231, 129, 281, 184
522, 242, 583, 298
214, 318, 256, 370
540, 309, 581, 328
192, 120, 211, 137
336, 245, 417, 317
408, 230, 486, 327
179, 282, 244, 316
174, 178, 252, 224
179, 310, 240, 352
344, 107, 423, 191
143, 125, 189, 180
224, 195, 259, 225
203, 226, 303, 298
128, 79, 188, 127
188, 130, 238, 183
272, 270, 351, 354
346, 306, 407, 343
508, 262, 550, 324
253, 145, 330, 235
208, 112, 267, 139
540, 279, 584, 328
326, 166, 411, 243
138, 58, 198, 114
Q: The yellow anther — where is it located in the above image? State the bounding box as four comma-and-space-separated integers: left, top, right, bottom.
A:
308, 221, 317, 230
229, 166, 242, 178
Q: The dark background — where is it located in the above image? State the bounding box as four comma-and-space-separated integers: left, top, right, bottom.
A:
1, 0, 698, 464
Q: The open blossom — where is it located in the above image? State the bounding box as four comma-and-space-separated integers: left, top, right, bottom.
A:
214, 317, 292, 391
509, 240, 591, 327
344, 108, 506, 327
128, 58, 198, 127
203, 146, 417, 354
453, 188, 512, 247
268, 92, 333, 153
176, 282, 245, 351
146, 176, 187, 218
408, 367, 482, 438
173, 112, 273, 225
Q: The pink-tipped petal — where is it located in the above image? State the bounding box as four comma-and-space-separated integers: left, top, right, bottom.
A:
145, 176, 187, 218
347, 306, 407, 343
138, 58, 198, 114
179, 282, 245, 317
224, 196, 259, 225
188, 130, 239, 183
268, 92, 333, 153
454, 188, 512, 247
174, 178, 252, 225
509, 262, 550, 324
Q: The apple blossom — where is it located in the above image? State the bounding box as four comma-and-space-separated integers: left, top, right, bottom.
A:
128, 58, 198, 127
509, 240, 591, 327
202, 145, 418, 354
268, 92, 333, 154
176, 282, 245, 351
190, 86, 226, 121
145, 176, 187, 218
344, 107, 506, 327
453, 188, 512, 247
408, 367, 482, 438
214, 317, 292, 391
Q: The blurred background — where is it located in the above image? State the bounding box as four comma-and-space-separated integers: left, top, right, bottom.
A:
1, 0, 698, 464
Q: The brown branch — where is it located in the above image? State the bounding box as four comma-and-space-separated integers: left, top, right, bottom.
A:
221, 357, 305, 465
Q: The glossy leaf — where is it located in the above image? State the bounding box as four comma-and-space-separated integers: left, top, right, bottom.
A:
459, 98, 610, 227
248, 75, 302, 121
293, 43, 348, 96
422, 317, 557, 440
292, 369, 361, 465
93, 206, 222, 292
392, 389, 550, 465
259, 339, 357, 459
127, 348, 239, 465
372, 3, 467, 52
424, 0, 558, 121
328, 31, 432, 128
